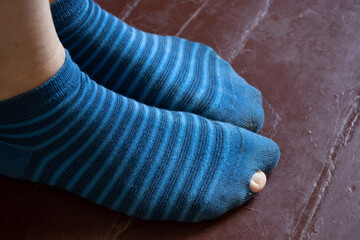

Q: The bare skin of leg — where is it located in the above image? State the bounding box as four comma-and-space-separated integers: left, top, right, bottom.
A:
0, 0, 266, 193
0, 0, 65, 101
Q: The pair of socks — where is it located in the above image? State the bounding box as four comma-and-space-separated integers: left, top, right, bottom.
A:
0, 0, 279, 222
52, 0, 264, 132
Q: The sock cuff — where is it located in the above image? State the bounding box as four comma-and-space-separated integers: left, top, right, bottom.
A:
0, 51, 81, 124
51, 0, 89, 29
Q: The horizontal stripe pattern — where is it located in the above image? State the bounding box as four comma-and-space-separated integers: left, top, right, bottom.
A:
0, 52, 231, 222
52, 0, 267, 132
52, 0, 223, 116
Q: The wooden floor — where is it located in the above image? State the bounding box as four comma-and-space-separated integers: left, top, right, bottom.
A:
1, 0, 360, 239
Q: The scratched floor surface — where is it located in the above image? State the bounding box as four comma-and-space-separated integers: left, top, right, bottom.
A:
1, 0, 360, 239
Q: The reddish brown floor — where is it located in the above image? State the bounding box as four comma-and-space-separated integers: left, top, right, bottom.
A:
1, 0, 360, 239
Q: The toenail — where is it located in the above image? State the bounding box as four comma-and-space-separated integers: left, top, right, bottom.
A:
250, 171, 267, 193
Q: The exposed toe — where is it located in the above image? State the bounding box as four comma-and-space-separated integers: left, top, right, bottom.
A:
250, 171, 267, 193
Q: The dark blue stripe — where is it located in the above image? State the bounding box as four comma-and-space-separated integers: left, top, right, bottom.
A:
135, 112, 181, 218
129, 37, 167, 100
113, 33, 154, 93
142, 37, 180, 105
56, 0, 95, 43
170, 117, 207, 220
119, 113, 168, 211
55, 96, 124, 189
186, 123, 224, 221
38, 85, 107, 183
103, 29, 144, 91
175, 45, 207, 111
102, 108, 156, 208
192, 50, 217, 114
158, 41, 193, 109
70, 98, 135, 195
152, 114, 193, 219
86, 103, 146, 201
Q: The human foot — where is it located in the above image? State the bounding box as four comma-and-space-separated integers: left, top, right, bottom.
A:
51, 0, 264, 132
0, 51, 279, 222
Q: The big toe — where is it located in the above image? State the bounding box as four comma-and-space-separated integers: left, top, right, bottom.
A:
250, 171, 267, 193
233, 128, 279, 203
195, 127, 279, 221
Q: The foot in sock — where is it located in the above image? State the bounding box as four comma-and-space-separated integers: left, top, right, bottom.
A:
0, 52, 279, 222
51, 0, 264, 132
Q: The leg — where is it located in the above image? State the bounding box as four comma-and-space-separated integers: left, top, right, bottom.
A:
0, 0, 65, 101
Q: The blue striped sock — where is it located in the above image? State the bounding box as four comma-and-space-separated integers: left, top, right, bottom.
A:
0, 52, 279, 222
51, 0, 265, 132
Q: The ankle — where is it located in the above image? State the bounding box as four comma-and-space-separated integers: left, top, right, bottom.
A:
0, 44, 66, 101
0, 0, 66, 101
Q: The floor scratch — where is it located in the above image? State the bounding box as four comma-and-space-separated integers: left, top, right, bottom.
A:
108, 217, 133, 240
229, 0, 270, 62
120, 0, 142, 21
262, 96, 281, 139
175, 0, 210, 37
291, 95, 360, 240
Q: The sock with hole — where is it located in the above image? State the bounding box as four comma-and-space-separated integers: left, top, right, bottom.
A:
0, 51, 279, 222
51, 0, 264, 132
